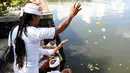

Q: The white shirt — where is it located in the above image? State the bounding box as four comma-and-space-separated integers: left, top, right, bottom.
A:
47, 70, 60, 73
45, 43, 59, 54
38, 46, 55, 68
46, 43, 57, 49
8, 26, 55, 73
38, 46, 55, 57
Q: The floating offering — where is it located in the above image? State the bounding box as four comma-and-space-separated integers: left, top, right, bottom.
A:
96, 21, 101, 25
88, 29, 92, 32
87, 63, 93, 70
119, 64, 122, 66
90, 69, 94, 71
96, 64, 98, 66
95, 67, 98, 69
86, 40, 88, 43
127, 68, 129, 69
102, 28, 106, 32
94, 42, 98, 45
103, 36, 106, 39
97, 68, 100, 70
108, 68, 111, 70
88, 63, 100, 71
95, 67, 100, 70
81, 63, 83, 66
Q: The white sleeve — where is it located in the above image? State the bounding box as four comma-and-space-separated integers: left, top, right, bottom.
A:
38, 47, 55, 56
30, 27, 55, 40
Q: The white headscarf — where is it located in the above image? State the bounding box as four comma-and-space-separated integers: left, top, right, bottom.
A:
24, 3, 41, 15
49, 57, 60, 68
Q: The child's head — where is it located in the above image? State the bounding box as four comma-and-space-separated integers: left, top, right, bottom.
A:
49, 38, 56, 45
49, 56, 60, 71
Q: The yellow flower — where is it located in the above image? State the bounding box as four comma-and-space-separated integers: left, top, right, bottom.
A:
96, 21, 101, 25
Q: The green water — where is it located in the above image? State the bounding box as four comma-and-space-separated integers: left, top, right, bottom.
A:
48, 0, 130, 73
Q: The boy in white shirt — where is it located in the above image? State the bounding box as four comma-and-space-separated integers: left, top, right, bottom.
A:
43, 39, 63, 60
38, 39, 68, 71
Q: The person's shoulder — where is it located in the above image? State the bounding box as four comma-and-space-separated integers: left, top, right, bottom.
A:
12, 25, 19, 32
27, 26, 36, 29
27, 26, 37, 31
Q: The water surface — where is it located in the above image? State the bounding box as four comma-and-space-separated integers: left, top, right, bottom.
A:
48, 0, 130, 73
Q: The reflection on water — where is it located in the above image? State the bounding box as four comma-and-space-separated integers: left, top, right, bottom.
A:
47, 0, 130, 73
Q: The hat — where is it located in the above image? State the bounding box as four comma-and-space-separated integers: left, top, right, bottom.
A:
49, 57, 60, 68
24, 3, 41, 15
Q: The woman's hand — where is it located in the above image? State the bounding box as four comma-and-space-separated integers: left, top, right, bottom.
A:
61, 39, 68, 45
53, 39, 68, 52
61, 68, 72, 73
70, 2, 82, 17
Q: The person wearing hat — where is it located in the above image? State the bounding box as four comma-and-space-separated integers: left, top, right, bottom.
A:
48, 57, 72, 73
38, 39, 68, 71
8, 2, 81, 73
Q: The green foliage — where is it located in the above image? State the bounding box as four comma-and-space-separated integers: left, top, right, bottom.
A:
0, 0, 28, 7
0, 10, 8, 16
47, 0, 71, 2
0, 0, 28, 16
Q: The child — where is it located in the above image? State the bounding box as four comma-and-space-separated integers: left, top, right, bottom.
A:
43, 39, 63, 61
48, 56, 72, 73
38, 39, 68, 71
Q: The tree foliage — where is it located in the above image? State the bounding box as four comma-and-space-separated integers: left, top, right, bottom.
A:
0, 0, 28, 10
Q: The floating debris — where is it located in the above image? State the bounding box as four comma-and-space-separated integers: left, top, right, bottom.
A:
81, 63, 83, 66
102, 28, 106, 32
90, 69, 94, 71
95, 67, 100, 70
94, 42, 98, 45
96, 21, 101, 25
127, 68, 129, 70
86, 40, 88, 43
108, 68, 111, 70
97, 68, 100, 70
95, 67, 98, 69
103, 36, 106, 39
96, 64, 98, 66
88, 29, 92, 32
119, 64, 122, 66
88, 63, 100, 71
87, 63, 93, 70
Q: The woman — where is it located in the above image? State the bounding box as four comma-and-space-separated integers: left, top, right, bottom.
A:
8, 2, 81, 73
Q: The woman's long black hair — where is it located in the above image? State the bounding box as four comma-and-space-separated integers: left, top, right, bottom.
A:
15, 12, 37, 69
